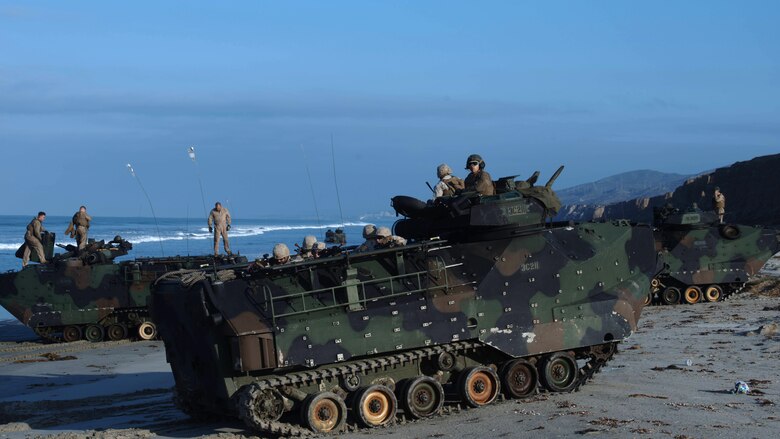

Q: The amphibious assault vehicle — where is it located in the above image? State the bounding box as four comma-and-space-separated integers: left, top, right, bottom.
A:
152, 167, 658, 435
0, 234, 246, 342
649, 207, 780, 306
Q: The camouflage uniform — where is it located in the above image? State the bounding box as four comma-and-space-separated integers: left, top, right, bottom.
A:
208, 206, 232, 255
713, 188, 726, 223
463, 154, 495, 196
65, 210, 92, 250
434, 164, 465, 198
22, 217, 47, 266
355, 224, 377, 252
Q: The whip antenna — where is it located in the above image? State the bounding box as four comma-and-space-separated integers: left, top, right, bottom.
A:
300, 144, 322, 226
185, 204, 190, 255
126, 163, 165, 256
187, 146, 208, 219
330, 134, 345, 227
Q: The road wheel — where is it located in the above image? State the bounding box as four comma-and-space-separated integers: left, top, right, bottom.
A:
398, 376, 444, 419
84, 324, 104, 343
683, 286, 702, 304
500, 359, 538, 398
62, 325, 82, 343
539, 352, 578, 392
137, 322, 157, 340
704, 285, 723, 302
459, 366, 500, 407
643, 292, 653, 306
107, 323, 128, 341
661, 287, 681, 305
238, 385, 286, 430
301, 391, 347, 433
353, 385, 397, 428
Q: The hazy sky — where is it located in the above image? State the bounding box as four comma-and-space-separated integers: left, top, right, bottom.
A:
1, 1, 778, 219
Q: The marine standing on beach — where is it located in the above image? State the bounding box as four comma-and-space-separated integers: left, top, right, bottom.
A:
22, 212, 48, 267
433, 164, 465, 198
464, 154, 495, 196
713, 187, 726, 224
208, 202, 232, 256
65, 206, 92, 250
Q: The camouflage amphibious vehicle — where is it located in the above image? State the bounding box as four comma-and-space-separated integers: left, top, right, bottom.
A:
152, 167, 658, 435
649, 206, 780, 306
0, 235, 246, 342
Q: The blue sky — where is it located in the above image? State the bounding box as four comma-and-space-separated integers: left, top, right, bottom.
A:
0, 1, 778, 219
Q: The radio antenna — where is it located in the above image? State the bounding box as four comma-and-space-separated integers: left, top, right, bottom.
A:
300, 144, 322, 226
330, 134, 345, 227
126, 163, 165, 256
187, 146, 208, 219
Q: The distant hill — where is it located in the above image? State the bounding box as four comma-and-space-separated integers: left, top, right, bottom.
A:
558, 153, 780, 226
557, 170, 692, 206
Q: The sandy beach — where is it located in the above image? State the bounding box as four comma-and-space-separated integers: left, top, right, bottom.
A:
1, 259, 779, 439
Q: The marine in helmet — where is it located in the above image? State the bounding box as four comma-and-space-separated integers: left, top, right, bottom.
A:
64, 205, 92, 250
298, 235, 318, 259
712, 187, 726, 224
21, 211, 48, 267
374, 226, 407, 249
207, 202, 232, 256
355, 224, 377, 252
433, 163, 465, 198
272, 243, 291, 265
464, 154, 495, 196
312, 241, 327, 258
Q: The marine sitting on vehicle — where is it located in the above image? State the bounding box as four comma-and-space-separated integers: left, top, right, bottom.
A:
355, 224, 377, 252
374, 226, 407, 249
434, 163, 465, 198
298, 235, 317, 260
271, 243, 292, 265
463, 154, 495, 196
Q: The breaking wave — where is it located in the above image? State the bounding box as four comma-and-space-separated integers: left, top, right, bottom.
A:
0, 222, 368, 249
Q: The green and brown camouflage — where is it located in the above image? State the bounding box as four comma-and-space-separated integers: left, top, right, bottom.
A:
650, 206, 780, 305
0, 235, 247, 342
152, 167, 659, 435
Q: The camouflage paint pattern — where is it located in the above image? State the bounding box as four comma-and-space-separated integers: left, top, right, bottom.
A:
0, 237, 246, 340
652, 209, 780, 303
152, 169, 658, 426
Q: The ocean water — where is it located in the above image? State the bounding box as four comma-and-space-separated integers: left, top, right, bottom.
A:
0, 215, 392, 321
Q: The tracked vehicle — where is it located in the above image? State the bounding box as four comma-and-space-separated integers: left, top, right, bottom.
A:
0, 235, 246, 342
649, 207, 780, 306
153, 167, 657, 435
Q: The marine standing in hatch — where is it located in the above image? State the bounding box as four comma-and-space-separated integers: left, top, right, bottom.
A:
208, 202, 232, 256
713, 187, 726, 224
434, 163, 465, 198
65, 205, 92, 250
22, 212, 47, 267
464, 154, 495, 196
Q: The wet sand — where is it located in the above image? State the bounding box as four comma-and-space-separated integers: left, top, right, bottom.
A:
1, 264, 779, 438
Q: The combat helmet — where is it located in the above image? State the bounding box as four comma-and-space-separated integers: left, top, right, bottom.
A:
362, 224, 376, 239
465, 154, 485, 170
375, 226, 392, 238
273, 243, 290, 260
437, 163, 453, 179
302, 235, 317, 251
